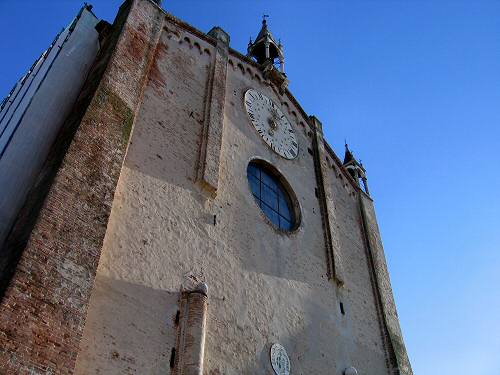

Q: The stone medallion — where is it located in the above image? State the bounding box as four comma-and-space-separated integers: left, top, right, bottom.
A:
270, 343, 290, 375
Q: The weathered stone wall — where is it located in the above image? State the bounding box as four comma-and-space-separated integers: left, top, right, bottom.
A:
74, 5, 405, 374
0, 0, 163, 373
323, 157, 396, 372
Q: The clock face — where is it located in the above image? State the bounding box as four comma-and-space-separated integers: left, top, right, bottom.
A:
244, 89, 298, 160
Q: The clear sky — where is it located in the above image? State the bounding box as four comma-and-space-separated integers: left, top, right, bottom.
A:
1, 1, 499, 374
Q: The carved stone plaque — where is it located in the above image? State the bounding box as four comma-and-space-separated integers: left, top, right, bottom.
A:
270, 343, 290, 375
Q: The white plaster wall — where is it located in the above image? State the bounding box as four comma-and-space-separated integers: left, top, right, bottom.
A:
77, 14, 389, 375
0, 8, 99, 245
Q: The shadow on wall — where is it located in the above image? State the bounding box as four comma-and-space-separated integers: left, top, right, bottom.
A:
75, 275, 388, 374
74, 275, 179, 374
214, 290, 388, 375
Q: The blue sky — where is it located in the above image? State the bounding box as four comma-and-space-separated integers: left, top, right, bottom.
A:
1, 1, 500, 374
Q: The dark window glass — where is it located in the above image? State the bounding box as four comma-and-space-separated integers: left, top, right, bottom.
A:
248, 175, 260, 196
247, 164, 260, 178
261, 169, 278, 192
247, 161, 296, 231
261, 184, 278, 210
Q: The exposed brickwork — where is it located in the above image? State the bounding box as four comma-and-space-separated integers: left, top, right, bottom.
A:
173, 288, 208, 375
0, 0, 163, 373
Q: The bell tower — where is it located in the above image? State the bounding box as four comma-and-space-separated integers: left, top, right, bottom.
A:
247, 16, 289, 92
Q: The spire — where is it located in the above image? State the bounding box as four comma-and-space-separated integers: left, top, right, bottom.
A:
255, 15, 271, 42
343, 142, 355, 165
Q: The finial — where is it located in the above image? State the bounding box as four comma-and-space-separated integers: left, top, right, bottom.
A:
262, 14, 269, 25
344, 141, 354, 154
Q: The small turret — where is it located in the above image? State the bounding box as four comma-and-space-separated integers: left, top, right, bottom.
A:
247, 16, 288, 92
247, 16, 285, 71
343, 143, 370, 195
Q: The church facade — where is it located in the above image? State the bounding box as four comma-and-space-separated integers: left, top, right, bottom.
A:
0, 1, 412, 374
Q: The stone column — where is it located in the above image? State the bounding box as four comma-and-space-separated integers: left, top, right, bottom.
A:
265, 41, 270, 59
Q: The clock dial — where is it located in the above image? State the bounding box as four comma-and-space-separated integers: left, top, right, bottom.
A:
244, 89, 298, 160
